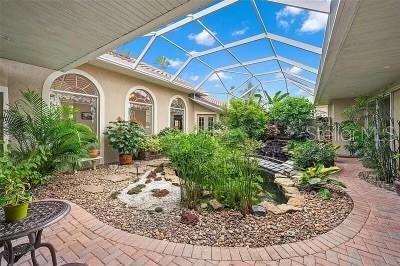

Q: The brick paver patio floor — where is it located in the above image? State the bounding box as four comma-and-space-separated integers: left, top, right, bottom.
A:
7, 157, 400, 265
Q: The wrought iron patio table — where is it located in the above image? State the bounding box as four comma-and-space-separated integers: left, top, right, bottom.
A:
0, 200, 70, 266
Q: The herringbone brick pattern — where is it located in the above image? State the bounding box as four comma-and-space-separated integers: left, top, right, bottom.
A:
4, 158, 400, 265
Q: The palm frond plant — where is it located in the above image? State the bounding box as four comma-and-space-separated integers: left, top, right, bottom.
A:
266, 90, 289, 105
2, 90, 97, 185
156, 56, 171, 69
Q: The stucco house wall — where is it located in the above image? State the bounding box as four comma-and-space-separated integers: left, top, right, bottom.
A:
0, 58, 220, 163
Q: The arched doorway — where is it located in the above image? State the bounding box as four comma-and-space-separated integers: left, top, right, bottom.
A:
43, 69, 105, 160
49, 73, 100, 135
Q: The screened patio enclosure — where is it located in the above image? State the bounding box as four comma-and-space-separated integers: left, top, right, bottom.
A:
100, 0, 332, 103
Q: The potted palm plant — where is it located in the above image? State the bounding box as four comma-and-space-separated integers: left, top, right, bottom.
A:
0, 154, 37, 222
105, 120, 145, 165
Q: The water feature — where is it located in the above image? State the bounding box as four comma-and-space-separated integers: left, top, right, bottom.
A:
260, 169, 287, 204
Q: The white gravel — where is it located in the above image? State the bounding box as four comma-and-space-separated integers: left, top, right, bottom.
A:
119, 170, 181, 211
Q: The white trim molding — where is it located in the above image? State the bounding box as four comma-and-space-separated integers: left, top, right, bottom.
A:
125, 86, 158, 134
194, 111, 219, 133
42, 69, 106, 162
168, 95, 189, 133
0, 86, 9, 148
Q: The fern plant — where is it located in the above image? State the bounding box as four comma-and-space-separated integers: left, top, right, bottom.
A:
2, 90, 97, 184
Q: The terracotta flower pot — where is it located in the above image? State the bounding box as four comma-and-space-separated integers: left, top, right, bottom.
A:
4, 202, 29, 223
89, 148, 99, 158
119, 154, 133, 165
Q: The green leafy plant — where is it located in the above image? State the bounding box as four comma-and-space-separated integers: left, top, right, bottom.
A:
267, 96, 314, 133
2, 90, 97, 183
0, 151, 45, 207
299, 164, 344, 200
218, 127, 249, 149
160, 132, 263, 214
291, 140, 337, 169
160, 132, 217, 209
105, 120, 145, 155
210, 138, 263, 214
318, 188, 332, 200
223, 98, 267, 139
157, 127, 181, 137
342, 95, 397, 183
141, 135, 161, 153
266, 91, 289, 105
156, 56, 171, 69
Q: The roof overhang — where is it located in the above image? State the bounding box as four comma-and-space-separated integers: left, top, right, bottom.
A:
0, 0, 211, 70
315, 0, 400, 105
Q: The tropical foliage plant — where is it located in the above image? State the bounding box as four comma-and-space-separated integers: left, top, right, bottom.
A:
157, 127, 181, 137
268, 96, 314, 133
299, 164, 343, 200
0, 151, 44, 206
223, 98, 267, 139
290, 140, 337, 169
105, 120, 145, 155
341, 95, 397, 183
2, 91, 97, 184
266, 91, 289, 105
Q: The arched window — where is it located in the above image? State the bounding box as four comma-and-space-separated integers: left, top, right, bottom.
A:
129, 89, 154, 134
50, 73, 99, 135
170, 97, 186, 131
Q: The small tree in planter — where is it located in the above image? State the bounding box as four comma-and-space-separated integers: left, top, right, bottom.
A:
105, 120, 145, 165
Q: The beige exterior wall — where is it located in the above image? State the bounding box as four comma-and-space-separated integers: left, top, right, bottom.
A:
328, 98, 355, 155
0, 58, 219, 163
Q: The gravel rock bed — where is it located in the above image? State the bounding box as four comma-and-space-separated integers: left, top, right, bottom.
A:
358, 170, 395, 192
35, 163, 353, 248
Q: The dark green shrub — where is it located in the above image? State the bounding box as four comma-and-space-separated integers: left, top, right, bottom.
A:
291, 140, 337, 169
223, 98, 267, 139
268, 97, 314, 133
